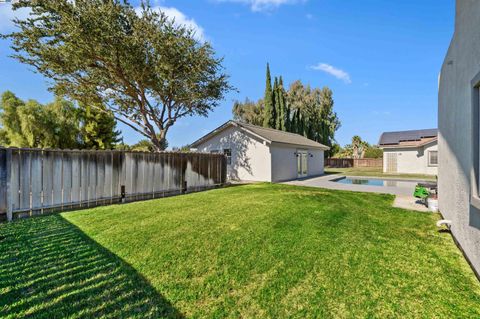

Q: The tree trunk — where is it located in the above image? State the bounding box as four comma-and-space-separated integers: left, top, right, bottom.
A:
150, 129, 168, 152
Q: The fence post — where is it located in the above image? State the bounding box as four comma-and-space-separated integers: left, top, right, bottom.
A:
6, 148, 13, 222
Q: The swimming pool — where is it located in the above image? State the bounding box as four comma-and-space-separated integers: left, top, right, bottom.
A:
333, 177, 418, 188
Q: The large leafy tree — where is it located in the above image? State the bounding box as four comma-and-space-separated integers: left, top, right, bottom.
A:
232, 98, 264, 126
318, 87, 340, 155
0, 91, 25, 146
335, 136, 370, 159
0, 91, 121, 149
233, 73, 341, 157
78, 104, 121, 150
0, 92, 81, 148
5, 0, 232, 151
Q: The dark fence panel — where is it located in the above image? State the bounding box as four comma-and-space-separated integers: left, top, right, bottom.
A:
0, 148, 6, 216
0, 148, 227, 221
326, 158, 383, 169
325, 158, 354, 168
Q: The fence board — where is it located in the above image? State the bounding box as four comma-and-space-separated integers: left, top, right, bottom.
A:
62, 152, 73, 207
52, 152, 63, 207
0, 149, 6, 215
80, 152, 89, 205
30, 151, 42, 212
71, 151, 81, 204
19, 150, 31, 211
111, 152, 122, 202
103, 152, 112, 203
10, 149, 20, 212
325, 158, 383, 169
42, 151, 54, 208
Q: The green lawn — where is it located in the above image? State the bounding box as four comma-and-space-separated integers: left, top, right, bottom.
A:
1, 184, 479, 318
325, 167, 437, 181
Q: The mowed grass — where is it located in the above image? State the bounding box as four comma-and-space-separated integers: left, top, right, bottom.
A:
325, 167, 437, 181
1, 184, 480, 318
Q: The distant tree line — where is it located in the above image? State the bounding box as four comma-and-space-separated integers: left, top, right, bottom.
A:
334, 135, 383, 159
0, 91, 121, 150
0, 91, 196, 152
232, 64, 341, 157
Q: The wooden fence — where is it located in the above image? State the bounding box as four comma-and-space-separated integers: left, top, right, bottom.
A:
0, 148, 226, 221
325, 158, 383, 168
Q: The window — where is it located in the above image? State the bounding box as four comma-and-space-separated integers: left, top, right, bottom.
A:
470, 72, 480, 206
474, 80, 480, 200
223, 149, 232, 165
428, 151, 438, 166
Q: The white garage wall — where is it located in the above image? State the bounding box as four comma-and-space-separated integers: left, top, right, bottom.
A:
194, 126, 272, 182
308, 149, 325, 177
270, 145, 297, 182
383, 142, 438, 175
270, 144, 325, 182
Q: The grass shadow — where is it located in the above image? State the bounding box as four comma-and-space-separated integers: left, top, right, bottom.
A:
0, 214, 184, 319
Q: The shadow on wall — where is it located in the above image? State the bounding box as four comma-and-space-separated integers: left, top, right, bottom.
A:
417, 148, 424, 158
439, 102, 480, 233
0, 214, 185, 318
225, 131, 253, 181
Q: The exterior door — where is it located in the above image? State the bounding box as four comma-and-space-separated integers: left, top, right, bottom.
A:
297, 150, 308, 178
386, 153, 398, 173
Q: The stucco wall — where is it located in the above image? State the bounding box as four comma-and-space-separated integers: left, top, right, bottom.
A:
383, 142, 438, 175
194, 126, 272, 182
270, 144, 325, 182
438, 0, 480, 274
308, 149, 325, 177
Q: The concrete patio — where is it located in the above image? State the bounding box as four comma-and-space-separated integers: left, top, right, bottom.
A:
285, 174, 430, 212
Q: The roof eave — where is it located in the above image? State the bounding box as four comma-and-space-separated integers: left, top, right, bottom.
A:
380, 138, 438, 149
190, 121, 234, 148
271, 141, 330, 150
190, 120, 272, 148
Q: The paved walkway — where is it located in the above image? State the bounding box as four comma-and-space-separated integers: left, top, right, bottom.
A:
284, 174, 430, 212
393, 195, 430, 212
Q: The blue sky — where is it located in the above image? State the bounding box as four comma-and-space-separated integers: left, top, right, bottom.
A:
0, 0, 454, 148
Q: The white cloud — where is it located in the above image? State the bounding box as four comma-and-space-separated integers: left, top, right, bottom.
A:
310, 63, 352, 84
216, 0, 306, 12
136, 6, 206, 42
0, 3, 30, 32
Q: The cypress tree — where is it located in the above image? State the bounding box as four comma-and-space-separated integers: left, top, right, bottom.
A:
285, 104, 291, 132
273, 77, 280, 129
263, 63, 274, 128
79, 103, 121, 149
297, 110, 304, 135
292, 109, 299, 134
278, 76, 286, 131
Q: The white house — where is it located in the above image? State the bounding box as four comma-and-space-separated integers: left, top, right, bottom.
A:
190, 121, 329, 182
438, 0, 480, 276
379, 129, 438, 176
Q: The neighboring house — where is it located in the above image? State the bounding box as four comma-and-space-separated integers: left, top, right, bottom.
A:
379, 129, 438, 175
190, 120, 329, 182
438, 1, 480, 276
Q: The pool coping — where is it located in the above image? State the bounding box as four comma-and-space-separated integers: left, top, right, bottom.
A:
328, 175, 434, 184
285, 174, 422, 196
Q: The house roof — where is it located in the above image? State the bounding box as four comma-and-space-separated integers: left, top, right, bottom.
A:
379, 128, 438, 148
190, 120, 330, 150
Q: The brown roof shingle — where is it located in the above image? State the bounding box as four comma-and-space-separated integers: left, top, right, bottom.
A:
191, 120, 329, 150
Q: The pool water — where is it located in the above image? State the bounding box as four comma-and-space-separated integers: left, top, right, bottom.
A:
334, 177, 417, 188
